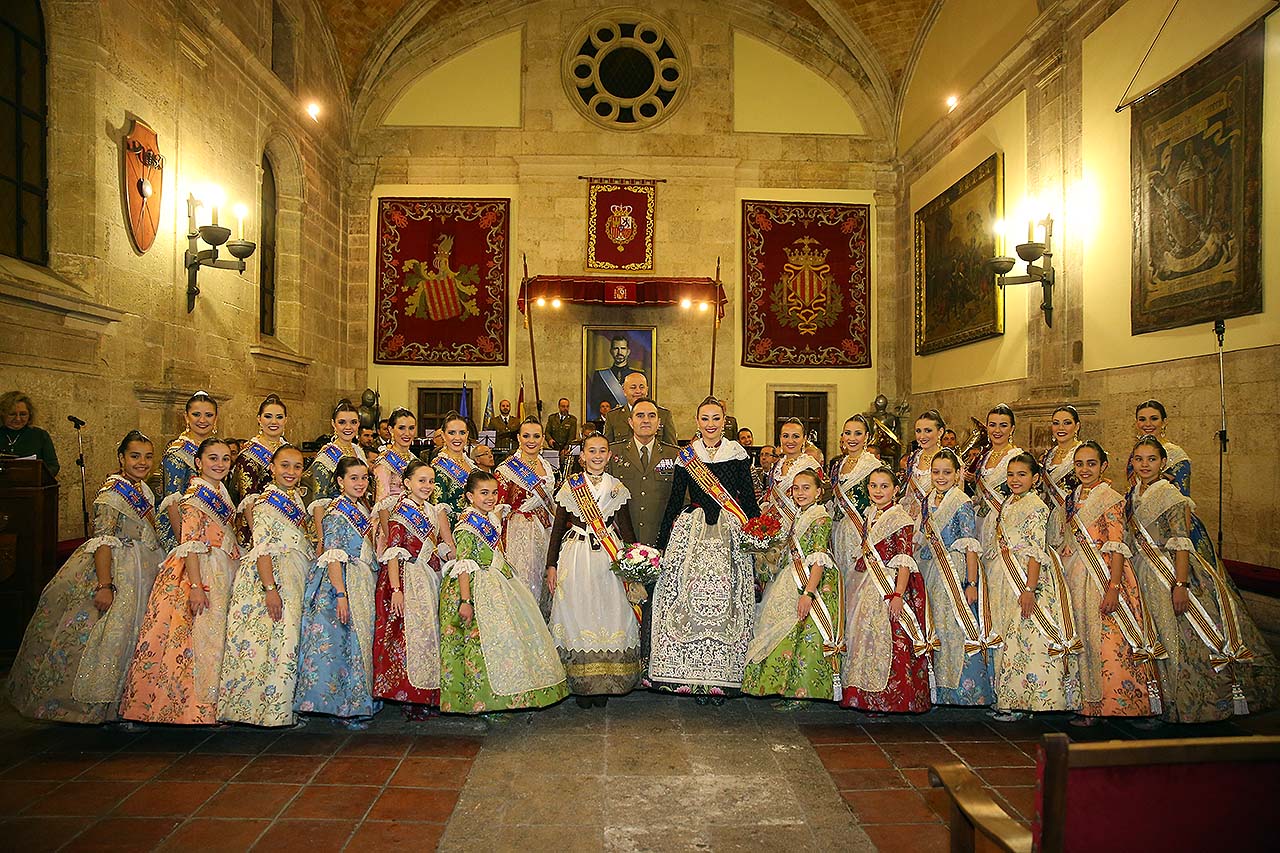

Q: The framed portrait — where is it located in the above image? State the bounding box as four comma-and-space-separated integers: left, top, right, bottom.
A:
1130, 22, 1263, 334
582, 325, 655, 419
913, 153, 1004, 355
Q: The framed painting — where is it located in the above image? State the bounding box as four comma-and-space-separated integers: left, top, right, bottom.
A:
913, 153, 1004, 355
1130, 22, 1263, 335
582, 325, 655, 420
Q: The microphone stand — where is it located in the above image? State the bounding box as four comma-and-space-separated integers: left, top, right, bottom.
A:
1213, 320, 1228, 559
71, 417, 90, 539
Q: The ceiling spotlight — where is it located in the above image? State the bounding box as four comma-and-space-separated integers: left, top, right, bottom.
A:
306, 102, 321, 121
680, 298, 692, 309
946, 95, 958, 112
698, 302, 709, 312
550, 298, 562, 308
535, 297, 546, 307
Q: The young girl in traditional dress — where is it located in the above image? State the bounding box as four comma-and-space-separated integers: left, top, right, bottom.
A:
1128, 437, 1278, 722
918, 449, 995, 706
970, 404, 1023, 546
373, 408, 417, 541
229, 394, 289, 511
218, 445, 314, 727
1040, 405, 1082, 550
1130, 400, 1219, 560
439, 471, 567, 714
9, 431, 163, 725
985, 453, 1078, 721
545, 434, 640, 707
744, 469, 842, 702
157, 391, 218, 550
375, 460, 453, 720
829, 415, 881, 601
120, 438, 237, 725
295, 457, 379, 729
498, 416, 557, 606
1060, 441, 1160, 725
433, 412, 475, 525
899, 410, 946, 524
302, 400, 367, 531
842, 467, 931, 714
649, 397, 761, 704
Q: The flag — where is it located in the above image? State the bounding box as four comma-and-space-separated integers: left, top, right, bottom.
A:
458, 374, 469, 420
483, 381, 494, 425
516, 378, 525, 421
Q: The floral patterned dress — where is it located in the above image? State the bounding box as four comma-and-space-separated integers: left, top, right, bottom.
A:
8, 476, 164, 724
973, 445, 1022, 547
1039, 442, 1080, 551
295, 497, 378, 719
302, 440, 367, 517
898, 447, 940, 525
841, 503, 931, 713
1061, 482, 1157, 718
743, 505, 841, 701
496, 454, 557, 607
374, 496, 450, 707
759, 454, 822, 579
156, 433, 199, 551
372, 447, 412, 549
432, 453, 474, 526
439, 510, 568, 714
917, 487, 994, 706
120, 479, 238, 724
829, 451, 879, 600
229, 435, 287, 544
217, 485, 314, 727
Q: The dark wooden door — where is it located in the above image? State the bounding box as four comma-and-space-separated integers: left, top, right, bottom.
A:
773, 391, 829, 458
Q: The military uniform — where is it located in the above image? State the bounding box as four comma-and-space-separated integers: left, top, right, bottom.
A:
603, 404, 679, 447
544, 412, 578, 449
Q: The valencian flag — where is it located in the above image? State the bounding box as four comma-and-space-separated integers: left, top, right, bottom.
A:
586, 178, 656, 271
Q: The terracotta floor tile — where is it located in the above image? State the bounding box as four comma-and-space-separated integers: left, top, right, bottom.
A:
157, 753, 251, 782
23, 780, 141, 816
0, 816, 96, 853
995, 785, 1039, 820
861, 722, 942, 744
196, 782, 301, 818
409, 735, 483, 758
366, 787, 460, 822
0, 779, 62, 815
64, 817, 183, 851
79, 753, 178, 781
881, 741, 958, 769
335, 735, 414, 758
2, 755, 102, 781
128, 730, 211, 753
158, 817, 270, 852
827, 768, 908, 790
920, 786, 953, 819
265, 733, 350, 756
814, 743, 892, 771
192, 731, 282, 755
898, 767, 934, 788
250, 818, 356, 853
233, 754, 325, 784
926, 721, 1002, 741
978, 766, 1037, 787
346, 820, 444, 851
948, 741, 1034, 768
839, 788, 941, 824
282, 784, 380, 820
796, 722, 872, 745
112, 780, 222, 816
387, 756, 472, 789
862, 822, 950, 853
313, 756, 399, 786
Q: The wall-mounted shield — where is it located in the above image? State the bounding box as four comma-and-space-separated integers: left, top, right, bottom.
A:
123, 120, 164, 253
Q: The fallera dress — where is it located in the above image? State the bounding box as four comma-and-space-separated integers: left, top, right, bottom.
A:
229, 435, 287, 543
1039, 441, 1080, 551
120, 478, 238, 724
496, 454, 557, 608
156, 433, 200, 551
828, 451, 879, 602
898, 446, 940, 525
758, 454, 822, 580
302, 440, 367, 517
973, 446, 1022, 547
432, 453, 474, 525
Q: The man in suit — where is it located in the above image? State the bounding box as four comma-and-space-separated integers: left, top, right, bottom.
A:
588, 335, 643, 414
485, 399, 518, 452
544, 397, 578, 450
603, 372, 678, 445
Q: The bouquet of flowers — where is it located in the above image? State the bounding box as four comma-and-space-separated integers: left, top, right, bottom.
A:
740, 514, 784, 552
611, 543, 663, 584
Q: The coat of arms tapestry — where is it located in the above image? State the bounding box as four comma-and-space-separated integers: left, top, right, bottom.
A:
586, 178, 655, 271
741, 200, 871, 368
374, 197, 510, 365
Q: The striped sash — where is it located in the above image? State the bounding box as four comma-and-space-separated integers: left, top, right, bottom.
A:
858, 513, 936, 658
677, 445, 748, 525
788, 532, 843, 693
922, 506, 997, 656
566, 473, 623, 561
995, 517, 1080, 658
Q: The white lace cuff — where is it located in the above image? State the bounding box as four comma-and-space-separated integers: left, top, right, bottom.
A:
317, 548, 350, 567
436, 541, 455, 560
171, 540, 210, 559
1100, 541, 1133, 558
158, 492, 184, 513
1164, 537, 1194, 553
244, 540, 288, 564
380, 546, 413, 564
951, 537, 982, 554
373, 495, 400, 514
803, 552, 836, 572
888, 554, 919, 573
445, 558, 482, 578
83, 535, 123, 553
1013, 545, 1050, 567
306, 498, 332, 516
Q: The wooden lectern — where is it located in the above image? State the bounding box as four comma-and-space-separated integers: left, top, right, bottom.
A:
0, 458, 58, 651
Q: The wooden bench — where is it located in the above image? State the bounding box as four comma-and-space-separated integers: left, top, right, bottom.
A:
929, 732, 1280, 852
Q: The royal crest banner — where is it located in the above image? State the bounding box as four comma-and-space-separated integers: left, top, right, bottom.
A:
586, 178, 655, 271
741, 200, 871, 368
374, 197, 509, 365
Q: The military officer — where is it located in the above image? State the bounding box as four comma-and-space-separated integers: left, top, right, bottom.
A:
544, 397, 578, 450
603, 373, 679, 446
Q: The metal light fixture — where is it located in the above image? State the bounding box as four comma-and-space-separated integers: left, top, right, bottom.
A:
990, 214, 1055, 327
184, 192, 256, 313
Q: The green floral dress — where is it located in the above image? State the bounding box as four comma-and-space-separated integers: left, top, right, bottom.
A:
439, 511, 568, 714
742, 509, 842, 701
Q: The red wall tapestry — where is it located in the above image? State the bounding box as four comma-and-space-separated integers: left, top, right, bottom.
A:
374, 197, 509, 365
586, 178, 655, 271
741, 200, 871, 368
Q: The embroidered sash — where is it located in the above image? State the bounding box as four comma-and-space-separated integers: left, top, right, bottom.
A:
458, 511, 503, 559
316, 442, 346, 472
994, 516, 1080, 658
393, 499, 438, 548
242, 438, 276, 473
566, 473, 623, 561
168, 435, 198, 467
434, 454, 470, 488
499, 456, 554, 528
190, 482, 234, 528
922, 503, 997, 655
264, 488, 309, 536
329, 496, 374, 545
974, 459, 1005, 518
858, 514, 935, 657
107, 477, 158, 533
381, 448, 410, 480
677, 445, 748, 526
787, 532, 844, 684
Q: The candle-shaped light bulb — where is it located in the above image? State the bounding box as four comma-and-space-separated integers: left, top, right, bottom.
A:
1027, 219, 1034, 243
234, 204, 248, 240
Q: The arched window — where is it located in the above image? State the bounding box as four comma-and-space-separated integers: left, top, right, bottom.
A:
0, 1, 47, 265
259, 155, 278, 337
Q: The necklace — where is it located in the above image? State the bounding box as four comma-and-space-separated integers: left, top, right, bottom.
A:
1, 428, 20, 452
1050, 440, 1079, 465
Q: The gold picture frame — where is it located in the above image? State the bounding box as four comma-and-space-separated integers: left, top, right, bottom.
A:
582, 325, 656, 421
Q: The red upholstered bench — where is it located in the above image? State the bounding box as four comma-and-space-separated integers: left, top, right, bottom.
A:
929, 732, 1280, 852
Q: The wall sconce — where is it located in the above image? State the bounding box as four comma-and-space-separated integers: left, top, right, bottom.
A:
990, 214, 1055, 328
185, 192, 256, 313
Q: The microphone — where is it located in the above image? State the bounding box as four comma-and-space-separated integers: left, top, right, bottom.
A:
67, 415, 86, 428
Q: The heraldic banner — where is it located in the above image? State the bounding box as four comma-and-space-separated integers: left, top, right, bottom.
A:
375, 197, 510, 365
586, 178, 655, 271
742, 200, 871, 368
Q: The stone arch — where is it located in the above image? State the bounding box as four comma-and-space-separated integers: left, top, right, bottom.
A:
259, 129, 305, 352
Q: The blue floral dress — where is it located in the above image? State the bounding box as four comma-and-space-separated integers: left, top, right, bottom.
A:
157, 433, 199, 551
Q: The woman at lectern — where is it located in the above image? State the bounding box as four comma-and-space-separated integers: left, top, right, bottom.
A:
0, 390, 60, 476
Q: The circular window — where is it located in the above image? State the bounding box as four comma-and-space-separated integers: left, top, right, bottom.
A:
562, 11, 688, 131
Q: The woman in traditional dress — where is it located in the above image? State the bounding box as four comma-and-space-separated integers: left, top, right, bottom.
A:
433, 412, 475, 525
373, 408, 417, 544
375, 460, 453, 720
228, 394, 289, 512
8, 432, 163, 726
985, 453, 1078, 721
120, 438, 237, 725
758, 418, 821, 591
917, 449, 995, 707
744, 469, 842, 702
1040, 405, 1082, 550
1128, 437, 1278, 722
296, 456, 378, 729
1060, 441, 1159, 725
545, 434, 641, 707
439, 471, 568, 714
497, 416, 557, 607
157, 391, 219, 551
829, 415, 882, 600
969, 404, 1023, 546
899, 410, 946, 524
218, 445, 314, 727
649, 397, 761, 704
1129, 400, 1217, 558
302, 399, 367, 531
841, 467, 931, 714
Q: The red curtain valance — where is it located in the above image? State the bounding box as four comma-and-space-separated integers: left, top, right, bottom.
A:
517, 275, 726, 318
